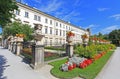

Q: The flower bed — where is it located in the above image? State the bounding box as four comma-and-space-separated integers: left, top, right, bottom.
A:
59, 44, 116, 72
49, 49, 115, 79
74, 44, 116, 59
21, 48, 62, 61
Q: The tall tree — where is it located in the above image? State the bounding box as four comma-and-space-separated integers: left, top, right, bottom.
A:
109, 29, 120, 46
3, 21, 34, 41
98, 32, 103, 38
0, 0, 18, 28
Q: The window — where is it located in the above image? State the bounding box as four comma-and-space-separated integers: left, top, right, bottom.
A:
45, 26, 48, 34
60, 39, 62, 44
45, 18, 48, 23
25, 12, 29, 18
63, 25, 65, 29
55, 29, 58, 35
55, 38, 58, 44
60, 23, 62, 27
50, 20, 52, 25
34, 15, 37, 20
16, 10, 20, 15
66, 26, 68, 29
45, 37, 48, 45
56, 22, 58, 26
34, 15, 41, 21
60, 30, 62, 36
69, 27, 71, 30
38, 16, 41, 21
50, 27, 52, 34
63, 31, 65, 36
50, 39, 52, 46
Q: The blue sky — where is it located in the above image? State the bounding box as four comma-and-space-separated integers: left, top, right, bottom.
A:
2, 0, 120, 35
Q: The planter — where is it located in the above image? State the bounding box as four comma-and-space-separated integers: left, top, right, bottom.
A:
67, 36, 74, 43
17, 37, 23, 42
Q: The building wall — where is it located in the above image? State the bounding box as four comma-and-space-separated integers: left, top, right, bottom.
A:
13, 2, 89, 45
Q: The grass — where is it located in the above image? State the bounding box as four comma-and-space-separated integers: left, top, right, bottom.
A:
45, 46, 65, 51
44, 55, 60, 61
49, 50, 114, 79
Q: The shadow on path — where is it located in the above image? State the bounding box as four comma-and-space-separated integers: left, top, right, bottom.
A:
0, 55, 9, 79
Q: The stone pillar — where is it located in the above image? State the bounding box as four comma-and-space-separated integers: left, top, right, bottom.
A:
11, 42, 14, 52
16, 42, 21, 55
8, 42, 11, 51
66, 43, 74, 58
31, 44, 44, 69
13, 42, 17, 53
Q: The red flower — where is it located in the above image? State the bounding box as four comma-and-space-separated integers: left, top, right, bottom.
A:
67, 31, 75, 37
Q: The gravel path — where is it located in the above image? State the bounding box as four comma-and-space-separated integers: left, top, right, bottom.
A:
0, 46, 58, 79
95, 47, 120, 79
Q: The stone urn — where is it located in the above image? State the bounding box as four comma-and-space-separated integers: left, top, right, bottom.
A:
32, 34, 44, 45
67, 36, 74, 43
16, 37, 23, 42
66, 31, 75, 43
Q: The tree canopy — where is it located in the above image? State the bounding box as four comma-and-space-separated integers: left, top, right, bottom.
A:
109, 29, 120, 46
3, 21, 34, 41
0, 0, 18, 28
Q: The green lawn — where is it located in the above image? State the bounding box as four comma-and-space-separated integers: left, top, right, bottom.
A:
49, 50, 114, 79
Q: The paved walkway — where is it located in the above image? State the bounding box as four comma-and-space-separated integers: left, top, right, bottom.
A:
95, 47, 120, 79
0, 46, 58, 79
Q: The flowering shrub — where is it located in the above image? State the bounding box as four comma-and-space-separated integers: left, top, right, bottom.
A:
16, 34, 25, 38
74, 45, 85, 57
85, 45, 97, 58
81, 33, 88, 39
67, 31, 75, 37
74, 44, 116, 59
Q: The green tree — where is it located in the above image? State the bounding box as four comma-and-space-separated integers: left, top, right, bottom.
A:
0, 0, 18, 28
3, 21, 34, 41
98, 32, 103, 38
109, 29, 120, 46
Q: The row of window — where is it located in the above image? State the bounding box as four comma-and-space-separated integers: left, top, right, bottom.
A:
15, 10, 71, 30
44, 27, 66, 36
44, 38, 66, 45
34, 15, 41, 21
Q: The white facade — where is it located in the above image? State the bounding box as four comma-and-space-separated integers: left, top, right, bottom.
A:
14, 2, 90, 45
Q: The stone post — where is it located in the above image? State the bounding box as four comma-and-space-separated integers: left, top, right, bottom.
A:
8, 41, 11, 51
31, 44, 44, 69
15, 36, 23, 55
13, 42, 17, 53
66, 43, 74, 58
66, 31, 74, 58
30, 24, 45, 70
16, 42, 21, 55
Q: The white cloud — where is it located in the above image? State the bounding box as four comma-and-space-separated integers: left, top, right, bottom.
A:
62, 10, 81, 21
97, 8, 109, 11
84, 24, 99, 35
85, 24, 99, 29
101, 25, 119, 34
74, 0, 82, 6
39, 0, 63, 13
110, 14, 120, 20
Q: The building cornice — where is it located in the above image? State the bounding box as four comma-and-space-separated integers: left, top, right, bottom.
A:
17, 2, 87, 31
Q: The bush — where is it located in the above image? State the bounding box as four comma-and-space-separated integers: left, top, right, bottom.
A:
74, 44, 116, 59
74, 45, 85, 57
45, 46, 65, 51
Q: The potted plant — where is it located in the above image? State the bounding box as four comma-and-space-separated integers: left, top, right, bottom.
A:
66, 31, 75, 43
16, 34, 25, 42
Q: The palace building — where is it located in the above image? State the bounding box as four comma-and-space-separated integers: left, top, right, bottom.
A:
13, 2, 90, 45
